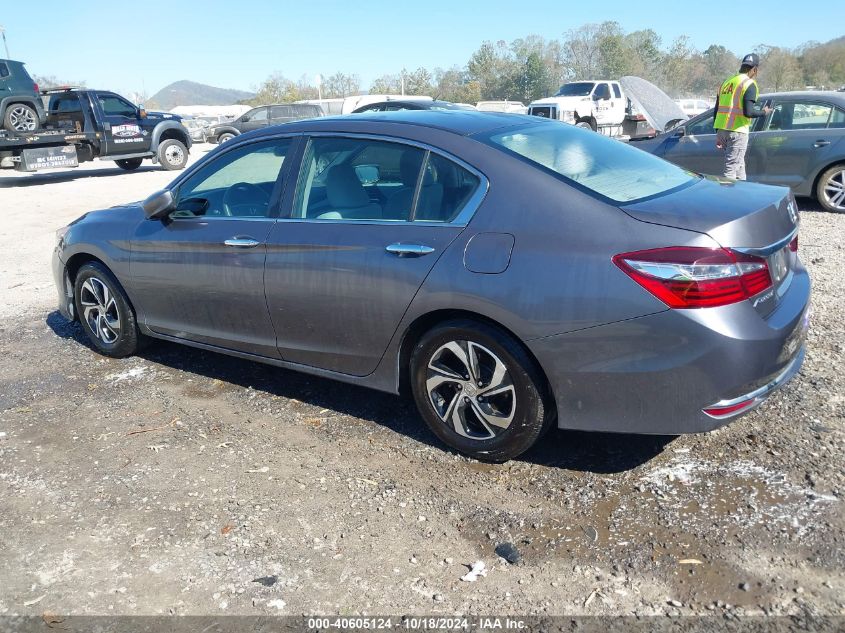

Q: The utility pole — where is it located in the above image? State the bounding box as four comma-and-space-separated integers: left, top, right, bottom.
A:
0, 25, 10, 58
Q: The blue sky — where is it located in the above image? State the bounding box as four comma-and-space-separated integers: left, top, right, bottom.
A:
2, 1, 839, 97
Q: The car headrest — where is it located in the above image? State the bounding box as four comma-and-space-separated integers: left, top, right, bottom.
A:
326, 164, 370, 208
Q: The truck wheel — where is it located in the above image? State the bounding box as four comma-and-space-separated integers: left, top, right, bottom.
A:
116, 158, 143, 171
217, 132, 235, 144
3, 103, 40, 132
157, 139, 188, 171
575, 117, 597, 132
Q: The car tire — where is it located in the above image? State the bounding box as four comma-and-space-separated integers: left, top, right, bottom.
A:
3, 103, 40, 132
410, 319, 553, 463
74, 262, 145, 358
816, 164, 845, 213
116, 158, 143, 171
217, 132, 235, 144
157, 139, 189, 171
575, 117, 596, 132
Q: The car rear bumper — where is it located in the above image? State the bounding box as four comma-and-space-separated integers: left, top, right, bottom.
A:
527, 267, 810, 435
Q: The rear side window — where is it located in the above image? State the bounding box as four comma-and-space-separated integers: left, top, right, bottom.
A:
483, 123, 696, 203
0, 63, 9, 78
270, 105, 292, 120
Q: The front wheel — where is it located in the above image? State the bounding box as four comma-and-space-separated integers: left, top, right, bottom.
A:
217, 132, 235, 144
73, 262, 144, 358
575, 117, 596, 131
157, 139, 189, 171
410, 320, 552, 462
116, 158, 143, 171
816, 164, 845, 212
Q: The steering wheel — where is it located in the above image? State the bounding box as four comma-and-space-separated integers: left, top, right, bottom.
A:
222, 182, 270, 217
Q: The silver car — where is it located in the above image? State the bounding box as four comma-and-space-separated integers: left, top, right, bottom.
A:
635, 91, 845, 212
52, 111, 810, 462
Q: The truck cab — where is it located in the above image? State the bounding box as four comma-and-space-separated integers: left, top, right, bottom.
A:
528, 81, 627, 132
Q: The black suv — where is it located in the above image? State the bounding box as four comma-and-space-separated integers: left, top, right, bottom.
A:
0, 59, 46, 132
206, 103, 324, 143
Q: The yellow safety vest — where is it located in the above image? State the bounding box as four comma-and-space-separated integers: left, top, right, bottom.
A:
714, 73, 756, 134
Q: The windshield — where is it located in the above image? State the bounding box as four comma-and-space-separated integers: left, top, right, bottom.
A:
555, 82, 595, 97
481, 122, 697, 203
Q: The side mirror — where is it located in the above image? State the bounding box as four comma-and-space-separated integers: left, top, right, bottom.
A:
138, 104, 147, 119
142, 189, 175, 219
673, 127, 686, 137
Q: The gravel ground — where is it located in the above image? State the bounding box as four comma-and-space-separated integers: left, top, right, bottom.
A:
0, 157, 842, 620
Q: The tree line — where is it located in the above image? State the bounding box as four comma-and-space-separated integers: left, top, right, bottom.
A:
245, 24, 845, 106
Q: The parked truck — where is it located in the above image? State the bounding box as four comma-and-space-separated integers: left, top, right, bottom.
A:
527, 76, 687, 141
0, 88, 192, 172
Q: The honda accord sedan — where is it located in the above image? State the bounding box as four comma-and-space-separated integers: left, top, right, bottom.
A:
52, 111, 810, 462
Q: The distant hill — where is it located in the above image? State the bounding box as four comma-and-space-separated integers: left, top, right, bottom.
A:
149, 80, 254, 109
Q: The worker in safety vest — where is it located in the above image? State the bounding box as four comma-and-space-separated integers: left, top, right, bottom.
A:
713, 53, 772, 180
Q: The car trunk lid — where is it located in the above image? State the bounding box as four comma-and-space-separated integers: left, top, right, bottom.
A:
621, 176, 800, 316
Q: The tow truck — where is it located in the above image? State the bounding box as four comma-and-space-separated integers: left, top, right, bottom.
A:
0, 88, 192, 172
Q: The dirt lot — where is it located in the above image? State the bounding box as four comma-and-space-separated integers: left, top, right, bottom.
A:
0, 153, 843, 620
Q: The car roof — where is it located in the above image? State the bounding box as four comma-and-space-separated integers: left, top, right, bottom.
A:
761, 90, 845, 105
247, 110, 533, 138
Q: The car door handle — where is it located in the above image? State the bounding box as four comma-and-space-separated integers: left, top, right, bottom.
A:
814, 140, 831, 148
385, 243, 436, 257
223, 238, 260, 248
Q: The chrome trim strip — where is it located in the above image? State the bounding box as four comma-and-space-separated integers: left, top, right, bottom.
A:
733, 227, 798, 257
703, 347, 805, 419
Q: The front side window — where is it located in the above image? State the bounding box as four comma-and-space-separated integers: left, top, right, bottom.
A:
594, 83, 611, 100
687, 111, 716, 136
243, 108, 268, 122
174, 139, 291, 218
292, 137, 481, 222
99, 95, 136, 117
483, 122, 696, 203
612, 84, 622, 98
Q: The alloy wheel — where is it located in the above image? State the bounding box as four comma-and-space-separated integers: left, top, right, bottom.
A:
822, 169, 845, 211
9, 106, 37, 131
425, 340, 516, 440
79, 277, 121, 344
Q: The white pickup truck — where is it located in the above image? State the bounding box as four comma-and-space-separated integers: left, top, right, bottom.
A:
527, 77, 687, 140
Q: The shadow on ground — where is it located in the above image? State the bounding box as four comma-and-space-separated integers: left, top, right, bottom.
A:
0, 165, 164, 187
45, 311, 672, 475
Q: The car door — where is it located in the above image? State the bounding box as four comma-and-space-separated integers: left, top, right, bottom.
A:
592, 83, 613, 126
95, 92, 149, 156
238, 107, 270, 133
264, 135, 484, 376
747, 99, 843, 189
659, 110, 726, 176
130, 136, 298, 357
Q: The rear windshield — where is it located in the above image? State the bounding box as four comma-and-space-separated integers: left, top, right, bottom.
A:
481, 123, 697, 203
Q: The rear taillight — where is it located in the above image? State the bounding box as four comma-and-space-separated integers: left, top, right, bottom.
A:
33, 82, 39, 93
789, 235, 798, 252
612, 247, 772, 309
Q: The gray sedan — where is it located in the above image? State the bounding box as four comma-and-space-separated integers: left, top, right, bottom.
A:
634, 91, 845, 212
52, 111, 809, 461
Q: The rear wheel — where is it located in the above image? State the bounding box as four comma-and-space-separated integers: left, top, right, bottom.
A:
410, 320, 552, 462
3, 103, 40, 132
157, 139, 188, 170
116, 158, 143, 171
73, 262, 145, 358
816, 164, 845, 212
